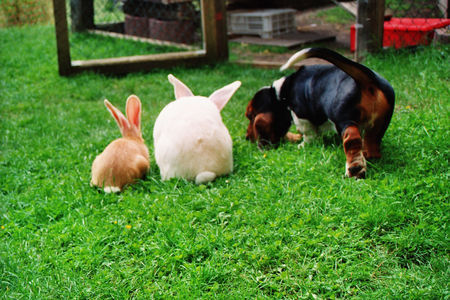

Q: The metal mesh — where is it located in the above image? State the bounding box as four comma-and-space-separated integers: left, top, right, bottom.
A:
68, 0, 202, 61
0, 0, 52, 27
383, 0, 449, 49
386, 0, 446, 18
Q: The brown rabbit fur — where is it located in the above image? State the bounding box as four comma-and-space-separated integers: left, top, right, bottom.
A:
91, 95, 149, 193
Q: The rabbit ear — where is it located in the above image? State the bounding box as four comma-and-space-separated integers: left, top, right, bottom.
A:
209, 81, 241, 111
168, 74, 194, 99
104, 99, 131, 135
126, 95, 141, 132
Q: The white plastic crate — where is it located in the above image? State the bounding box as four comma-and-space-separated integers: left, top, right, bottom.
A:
228, 9, 296, 39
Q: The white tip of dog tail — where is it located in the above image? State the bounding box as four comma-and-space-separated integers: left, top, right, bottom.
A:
280, 48, 311, 71
195, 171, 217, 185
104, 186, 121, 193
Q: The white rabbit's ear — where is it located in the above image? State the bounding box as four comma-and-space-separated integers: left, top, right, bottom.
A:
168, 74, 194, 99
126, 95, 141, 132
104, 99, 130, 135
209, 81, 241, 111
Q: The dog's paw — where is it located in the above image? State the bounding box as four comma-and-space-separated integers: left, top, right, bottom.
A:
345, 161, 367, 179
285, 132, 302, 143
298, 141, 307, 149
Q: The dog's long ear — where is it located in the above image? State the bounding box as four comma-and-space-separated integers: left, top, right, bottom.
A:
254, 113, 274, 145
168, 74, 194, 99
209, 81, 241, 111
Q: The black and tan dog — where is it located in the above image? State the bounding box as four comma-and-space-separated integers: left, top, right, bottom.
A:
245, 48, 395, 179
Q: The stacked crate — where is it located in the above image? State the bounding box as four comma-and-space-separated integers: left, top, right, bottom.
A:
228, 9, 296, 38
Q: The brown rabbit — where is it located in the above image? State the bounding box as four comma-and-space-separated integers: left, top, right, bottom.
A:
91, 95, 149, 193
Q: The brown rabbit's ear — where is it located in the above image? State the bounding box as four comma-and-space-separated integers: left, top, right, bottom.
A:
104, 99, 130, 135
168, 74, 194, 99
126, 95, 141, 132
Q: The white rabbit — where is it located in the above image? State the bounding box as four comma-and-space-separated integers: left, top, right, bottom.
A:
153, 74, 241, 184
91, 95, 149, 193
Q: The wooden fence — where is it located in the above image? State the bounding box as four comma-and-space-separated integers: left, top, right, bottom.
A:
53, 0, 228, 76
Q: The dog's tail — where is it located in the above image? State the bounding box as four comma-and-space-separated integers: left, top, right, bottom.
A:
280, 47, 378, 88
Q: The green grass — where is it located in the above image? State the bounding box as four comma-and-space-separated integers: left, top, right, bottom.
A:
229, 42, 292, 63
1, 25, 449, 298
230, 42, 292, 55
69, 32, 188, 60
93, 0, 124, 24
315, 6, 354, 25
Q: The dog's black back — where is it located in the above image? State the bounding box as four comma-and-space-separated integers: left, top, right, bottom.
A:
281, 65, 363, 133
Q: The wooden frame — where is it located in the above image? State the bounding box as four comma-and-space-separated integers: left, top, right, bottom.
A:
52, 0, 228, 76
354, 0, 385, 61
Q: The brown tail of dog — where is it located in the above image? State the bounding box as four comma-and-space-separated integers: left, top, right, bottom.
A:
280, 47, 380, 91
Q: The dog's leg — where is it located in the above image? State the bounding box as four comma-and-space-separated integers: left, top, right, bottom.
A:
291, 112, 318, 148
362, 90, 394, 159
342, 125, 366, 179
318, 119, 338, 134
363, 112, 393, 159
285, 132, 302, 143
363, 129, 382, 159
299, 121, 318, 148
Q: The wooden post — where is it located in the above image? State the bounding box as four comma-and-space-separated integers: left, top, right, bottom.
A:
202, 0, 228, 62
355, 0, 368, 62
53, 0, 229, 75
355, 0, 385, 62
70, 0, 94, 32
367, 0, 385, 52
439, 0, 449, 17
53, 0, 72, 76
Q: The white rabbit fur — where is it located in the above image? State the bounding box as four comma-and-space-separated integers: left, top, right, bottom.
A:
153, 74, 241, 184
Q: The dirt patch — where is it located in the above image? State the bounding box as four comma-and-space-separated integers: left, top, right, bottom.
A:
295, 5, 353, 49
230, 5, 355, 67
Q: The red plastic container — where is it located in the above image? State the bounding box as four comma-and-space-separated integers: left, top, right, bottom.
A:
351, 18, 450, 51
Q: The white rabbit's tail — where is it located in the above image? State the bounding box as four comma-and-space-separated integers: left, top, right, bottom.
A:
195, 171, 217, 184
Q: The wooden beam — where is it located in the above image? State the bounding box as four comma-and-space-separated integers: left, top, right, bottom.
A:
367, 0, 385, 52
354, 0, 368, 62
87, 29, 198, 50
70, 0, 94, 32
355, 0, 385, 61
331, 0, 357, 16
202, 0, 228, 62
214, 0, 229, 61
53, 0, 228, 76
72, 51, 206, 66
52, 0, 72, 76
70, 51, 207, 75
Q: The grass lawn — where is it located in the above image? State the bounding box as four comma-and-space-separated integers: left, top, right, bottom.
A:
69, 32, 188, 61
0, 25, 449, 298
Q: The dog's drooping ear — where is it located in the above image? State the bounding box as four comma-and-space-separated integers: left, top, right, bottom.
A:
253, 112, 276, 147
209, 81, 241, 111
168, 74, 194, 99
